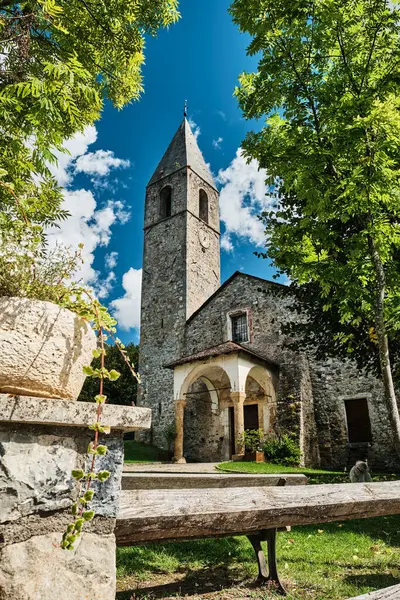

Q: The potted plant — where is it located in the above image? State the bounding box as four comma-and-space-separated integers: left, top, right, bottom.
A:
0, 219, 140, 549
0, 228, 99, 400
237, 429, 266, 462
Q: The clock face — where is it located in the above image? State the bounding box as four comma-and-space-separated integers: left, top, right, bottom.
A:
199, 229, 210, 249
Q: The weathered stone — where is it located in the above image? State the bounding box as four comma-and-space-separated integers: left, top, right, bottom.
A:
0, 510, 115, 547
0, 297, 96, 399
0, 532, 116, 600
88, 437, 124, 518
0, 423, 126, 525
138, 117, 399, 471
0, 394, 151, 432
0, 428, 77, 523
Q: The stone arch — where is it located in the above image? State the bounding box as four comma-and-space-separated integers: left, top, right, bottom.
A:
199, 188, 208, 223
180, 364, 232, 462
245, 365, 277, 435
179, 363, 231, 401
160, 185, 172, 218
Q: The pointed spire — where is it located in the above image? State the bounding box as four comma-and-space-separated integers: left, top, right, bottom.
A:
148, 118, 217, 190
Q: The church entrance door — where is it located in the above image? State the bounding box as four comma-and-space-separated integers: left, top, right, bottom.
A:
244, 404, 259, 431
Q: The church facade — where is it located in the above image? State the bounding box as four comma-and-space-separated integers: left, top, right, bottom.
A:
137, 118, 398, 471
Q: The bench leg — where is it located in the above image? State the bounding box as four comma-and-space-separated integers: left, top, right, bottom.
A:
247, 529, 286, 595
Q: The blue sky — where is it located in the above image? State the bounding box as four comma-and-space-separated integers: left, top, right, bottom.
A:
48, 0, 281, 344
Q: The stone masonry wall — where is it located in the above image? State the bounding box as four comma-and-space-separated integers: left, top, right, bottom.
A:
139, 167, 221, 449
0, 422, 124, 600
184, 273, 398, 469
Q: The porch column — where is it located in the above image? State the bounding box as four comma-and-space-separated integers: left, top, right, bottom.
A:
173, 398, 187, 463
231, 392, 246, 456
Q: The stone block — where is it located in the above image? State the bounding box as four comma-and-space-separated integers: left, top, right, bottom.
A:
0, 532, 116, 600
0, 394, 152, 432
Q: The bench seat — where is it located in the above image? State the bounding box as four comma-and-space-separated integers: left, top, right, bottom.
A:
347, 584, 400, 599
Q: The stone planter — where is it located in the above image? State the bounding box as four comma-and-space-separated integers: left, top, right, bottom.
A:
0, 296, 96, 399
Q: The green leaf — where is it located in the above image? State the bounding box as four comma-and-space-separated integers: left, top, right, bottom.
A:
71, 469, 85, 481
96, 444, 108, 456
83, 489, 94, 502
97, 470, 111, 482
109, 369, 121, 381
83, 510, 95, 522
95, 394, 107, 404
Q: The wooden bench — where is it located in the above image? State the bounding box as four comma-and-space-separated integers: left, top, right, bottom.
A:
116, 478, 400, 596
348, 585, 400, 599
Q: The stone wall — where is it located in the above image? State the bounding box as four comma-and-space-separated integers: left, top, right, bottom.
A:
0, 395, 151, 600
139, 165, 221, 449
183, 380, 229, 462
184, 273, 398, 469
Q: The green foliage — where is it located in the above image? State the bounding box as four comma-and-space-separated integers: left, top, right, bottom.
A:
237, 428, 265, 453
263, 434, 302, 467
230, 0, 400, 337
79, 343, 139, 406
123, 440, 162, 463
230, 0, 400, 443
0, 0, 179, 233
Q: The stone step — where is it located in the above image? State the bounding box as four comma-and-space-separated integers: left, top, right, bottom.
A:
121, 472, 307, 490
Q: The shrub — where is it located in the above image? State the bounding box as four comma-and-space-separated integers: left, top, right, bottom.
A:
263, 434, 301, 466
237, 429, 265, 453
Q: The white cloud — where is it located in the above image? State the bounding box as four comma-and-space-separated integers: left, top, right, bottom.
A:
212, 137, 223, 150
110, 268, 142, 331
47, 191, 130, 288
48, 126, 98, 187
44, 126, 132, 298
188, 117, 201, 141
105, 251, 118, 270
75, 150, 130, 178
221, 232, 234, 252
97, 270, 116, 299
217, 110, 227, 121
217, 148, 274, 249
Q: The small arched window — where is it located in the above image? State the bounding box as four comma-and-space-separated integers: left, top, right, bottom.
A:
160, 186, 172, 218
199, 189, 208, 223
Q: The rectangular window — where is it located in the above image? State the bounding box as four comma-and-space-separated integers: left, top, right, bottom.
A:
231, 313, 249, 343
344, 397, 372, 443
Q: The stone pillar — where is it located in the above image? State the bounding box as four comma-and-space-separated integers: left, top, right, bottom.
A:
0, 395, 151, 600
173, 398, 187, 463
231, 392, 246, 457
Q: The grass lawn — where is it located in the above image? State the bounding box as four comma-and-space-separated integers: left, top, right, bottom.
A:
116, 463, 400, 599
123, 439, 162, 463
116, 515, 400, 599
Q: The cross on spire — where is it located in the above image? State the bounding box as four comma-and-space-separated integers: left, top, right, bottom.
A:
183, 99, 188, 118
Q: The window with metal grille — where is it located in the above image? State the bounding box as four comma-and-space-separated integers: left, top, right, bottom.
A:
231, 313, 249, 343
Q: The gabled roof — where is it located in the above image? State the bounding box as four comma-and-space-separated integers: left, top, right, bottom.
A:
165, 341, 279, 370
148, 118, 217, 190
186, 271, 288, 324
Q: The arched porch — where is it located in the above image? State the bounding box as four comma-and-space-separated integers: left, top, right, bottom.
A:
169, 343, 278, 463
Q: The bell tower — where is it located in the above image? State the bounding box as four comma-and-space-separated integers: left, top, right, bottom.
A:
138, 117, 220, 446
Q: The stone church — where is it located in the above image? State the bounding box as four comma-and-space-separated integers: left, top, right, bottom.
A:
137, 117, 397, 471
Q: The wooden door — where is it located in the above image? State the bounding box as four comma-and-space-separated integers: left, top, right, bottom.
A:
345, 398, 372, 443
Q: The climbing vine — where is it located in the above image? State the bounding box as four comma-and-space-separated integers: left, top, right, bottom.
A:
61, 296, 138, 550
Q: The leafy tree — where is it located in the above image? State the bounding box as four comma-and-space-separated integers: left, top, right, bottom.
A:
0, 0, 179, 228
230, 0, 400, 453
78, 343, 138, 406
